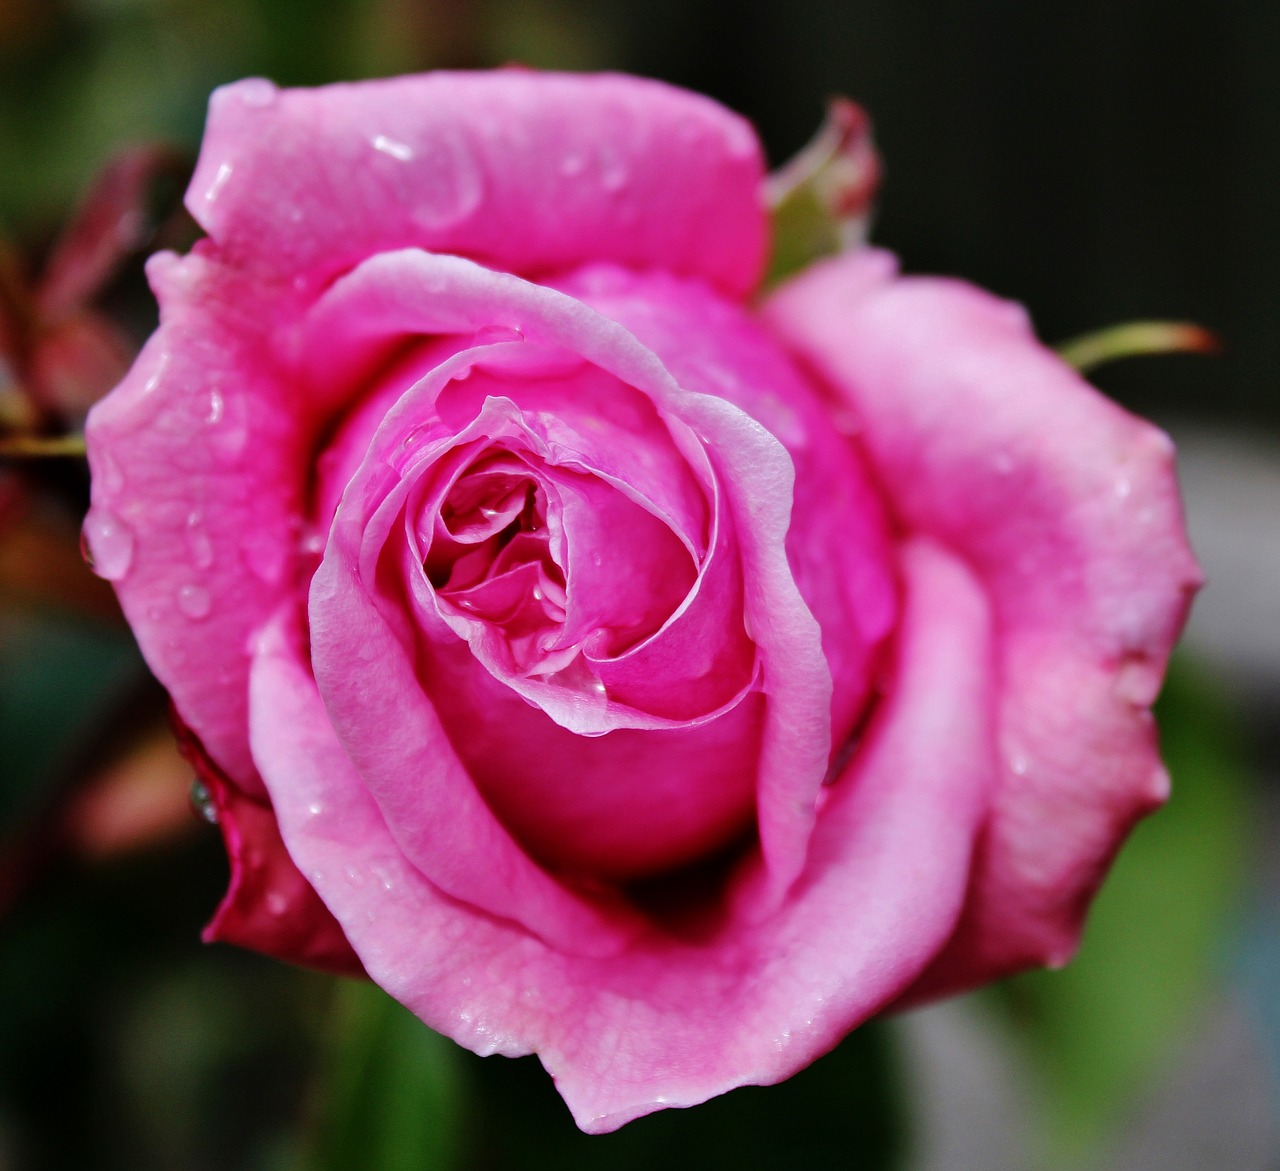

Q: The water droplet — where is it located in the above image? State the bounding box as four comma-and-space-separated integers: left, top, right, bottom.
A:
344, 864, 366, 887
600, 147, 629, 192
186, 512, 214, 569
1114, 652, 1159, 705
1010, 754, 1029, 776
241, 533, 287, 584
204, 162, 234, 205
307, 801, 324, 818
81, 508, 134, 580
299, 528, 326, 558
474, 324, 525, 346
142, 351, 169, 395
1114, 477, 1132, 499
189, 778, 219, 824
993, 452, 1015, 475
205, 387, 248, 464
237, 78, 277, 107
406, 125, 482, 231
177, 583, 212, 619
372, 133, 415, 161
265, 891, 288, 915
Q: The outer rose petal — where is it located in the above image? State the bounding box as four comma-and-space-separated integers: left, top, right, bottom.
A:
764, 251, 1202, 989
252, 538, 994, 1131
84, 251, 303, 792
188, 72, 766, 297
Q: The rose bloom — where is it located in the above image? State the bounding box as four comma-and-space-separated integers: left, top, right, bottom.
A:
83, 72, 1199, 1130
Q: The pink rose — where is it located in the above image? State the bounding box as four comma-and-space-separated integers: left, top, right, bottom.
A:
83, 72, 1200, 1130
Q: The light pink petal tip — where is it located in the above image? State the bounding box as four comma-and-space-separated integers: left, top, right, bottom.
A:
188, 71, 767, 297
765, 250, 1202, 989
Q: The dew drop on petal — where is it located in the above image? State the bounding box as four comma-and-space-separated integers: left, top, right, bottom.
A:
237, 78, 277, 108
204, 162, 234, 205
298, 528, 326, 558
81, 508, 134, 580
189, 778, 219, 824
372, 133, 415, 161
474, 324, 525, 346
265, 891, 288, 916
1114, 652, 1161, 706
240, 532, 287, 584
205, 388, 249, 464
176, 583, 212, 619
186, 513, 214, 569
142, 351, 170, 396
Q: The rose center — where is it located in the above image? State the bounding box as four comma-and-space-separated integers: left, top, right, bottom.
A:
426, 458, 571, 671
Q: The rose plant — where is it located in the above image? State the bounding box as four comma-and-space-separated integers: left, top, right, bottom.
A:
82, 71, 1200, 1131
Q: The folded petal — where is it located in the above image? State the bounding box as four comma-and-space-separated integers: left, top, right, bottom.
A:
303, 250, 834, 897
764, 251, 1202, 986
188, 71, 767, 298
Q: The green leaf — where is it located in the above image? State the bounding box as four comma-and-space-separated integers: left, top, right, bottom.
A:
0, 609, 141, 832
306, 980, 468, 1171
765, 98, 881, 288
999, 655, 1252, 1165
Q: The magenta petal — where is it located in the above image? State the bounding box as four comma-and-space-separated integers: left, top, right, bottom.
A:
188, 72, 766, 297
258, 537, 992, 1131
765, 251, 1202, 984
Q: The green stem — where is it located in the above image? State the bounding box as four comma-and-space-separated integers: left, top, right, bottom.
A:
0, 433, 87, 458
1056, 321, 1218, 374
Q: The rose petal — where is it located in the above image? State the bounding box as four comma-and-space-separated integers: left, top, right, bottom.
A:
84, 250, 304, 792
554, 263, 898, 754
306, 536, 642, 953
255, 537, 993, 1130
764, 250, 1202, 986
188, 72, 766, 297
303, 249, 834, 898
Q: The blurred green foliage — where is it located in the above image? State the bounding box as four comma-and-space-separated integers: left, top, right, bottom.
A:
306, 980, 904, 1171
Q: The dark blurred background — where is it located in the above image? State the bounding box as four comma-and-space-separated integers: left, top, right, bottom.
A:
0, 1, 1277, 1168
1, 0, 1274, 427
